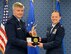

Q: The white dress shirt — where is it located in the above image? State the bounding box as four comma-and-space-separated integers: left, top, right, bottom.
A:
50, 24, 56, 33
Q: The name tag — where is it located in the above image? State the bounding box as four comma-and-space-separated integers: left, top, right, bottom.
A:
17, 28, 21, 30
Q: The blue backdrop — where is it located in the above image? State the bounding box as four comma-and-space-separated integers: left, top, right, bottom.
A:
0, 0, 71, 54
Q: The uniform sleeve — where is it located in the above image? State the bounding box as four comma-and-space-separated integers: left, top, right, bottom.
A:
5, 22, 27, 48
43, 27, 65, 49
41, 38, 48, 43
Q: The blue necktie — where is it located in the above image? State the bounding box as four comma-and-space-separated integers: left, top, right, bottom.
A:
50, 26, 53, 33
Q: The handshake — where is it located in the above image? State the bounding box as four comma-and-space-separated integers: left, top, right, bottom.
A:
27, 25, 43, 48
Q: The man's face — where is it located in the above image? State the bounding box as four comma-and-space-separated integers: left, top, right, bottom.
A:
51, 12, 61, 24
13, 7, 24, 19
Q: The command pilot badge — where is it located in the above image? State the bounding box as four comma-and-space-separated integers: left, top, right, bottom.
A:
53, 29, 57, 34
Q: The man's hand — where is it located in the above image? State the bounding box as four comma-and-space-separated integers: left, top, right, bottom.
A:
27, 42, 33, 47
29, 26, 37, 37
27, 42, 36, 47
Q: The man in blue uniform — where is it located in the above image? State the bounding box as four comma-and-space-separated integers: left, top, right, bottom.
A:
5, 2, 35, 54
38, 11, 65, 54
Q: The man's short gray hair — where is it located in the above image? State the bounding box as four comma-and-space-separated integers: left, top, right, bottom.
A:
12, 2, 25, 9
